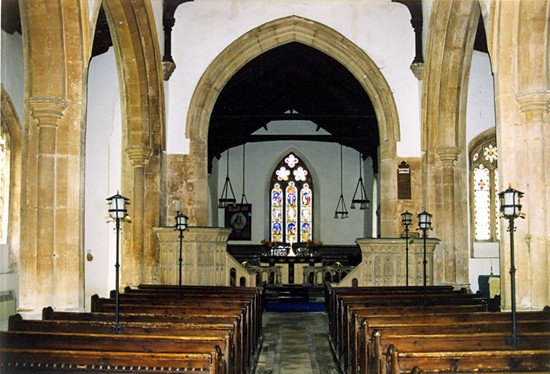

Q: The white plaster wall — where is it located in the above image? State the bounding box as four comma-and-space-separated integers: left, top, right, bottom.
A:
213, 121, 374, 245
466, 51, 497, 293
1, 30, 24, 122
167, 0, 421, 157
84, 47, 122, 309
0, 29, 23, 309
466, 51, 495, 143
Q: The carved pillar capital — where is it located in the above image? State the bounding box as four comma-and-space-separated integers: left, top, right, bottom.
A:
515, 89, 550, 123
436, 146, 459, 167
126, 145, 152, 167
27, 96, 69, 128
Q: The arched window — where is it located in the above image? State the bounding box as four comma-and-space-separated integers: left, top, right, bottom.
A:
270, 153, 313, 243
0, 121, 10, 244
470, 134, 499, 242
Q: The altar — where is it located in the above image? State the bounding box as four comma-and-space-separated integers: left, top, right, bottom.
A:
260, 256, 322, 284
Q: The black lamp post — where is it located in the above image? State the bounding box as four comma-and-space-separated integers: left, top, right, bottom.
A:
401, 211, 413, 286
417, 210, 432, 306
175, 208, 189, 293
107, 192, 129, 334
498, 186, 524, 350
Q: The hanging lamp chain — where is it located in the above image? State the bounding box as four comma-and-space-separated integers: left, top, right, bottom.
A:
351, 153, 370, 210
240, 144, 249, 205
218, 149, 236, 208
334, 145, 349, 219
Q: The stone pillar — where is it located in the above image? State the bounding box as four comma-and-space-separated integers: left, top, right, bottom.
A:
492, 0, 550, 310
124, 145, 152, 286
514, 90, 550, 309
21, 97, 68, 312
434, 147, 462, 286
379, 142, 398, 237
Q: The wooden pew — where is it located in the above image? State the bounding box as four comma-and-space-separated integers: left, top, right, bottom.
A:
8, 314, 238, 374
338, 303, 489, 372
0, 330, 224, 373
43, 307, 249, 374
386, 345, 550, 374
324, 285, 493, 373
0, 349, 219, 373
357, 310, 550, 374
121, 285, 264, 349
325, 285, 458, 325
91, 296, 255, 371
376, 331, 550, 374
327, 286, 488, 355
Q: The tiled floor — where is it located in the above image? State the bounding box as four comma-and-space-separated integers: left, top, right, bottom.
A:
254, 312, 340, 374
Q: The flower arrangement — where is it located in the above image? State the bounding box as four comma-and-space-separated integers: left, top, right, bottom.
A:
305, 240, 323, 248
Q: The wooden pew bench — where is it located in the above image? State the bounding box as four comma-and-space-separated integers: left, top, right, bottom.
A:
351, 310, 550, 374
376, 331, 550, 374
90, 299, 255, 370
327, 289, 488, 358
335, 303, 489, 372
42, 308, 249, 374
386, 345, 550, 374
356, 319, 550, 373
325, 285, 458, 324
8, 314, 239, 374
353, 310, 550, 374
0, 331, 225, 373
0, 349, 219, 373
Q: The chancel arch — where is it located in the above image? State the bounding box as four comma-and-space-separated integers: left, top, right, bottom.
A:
185, 15, 400, 236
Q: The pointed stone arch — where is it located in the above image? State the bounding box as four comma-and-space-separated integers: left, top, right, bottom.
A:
422, 0, 481, 287
186, 15, 400, 233
102, 0, 165, 285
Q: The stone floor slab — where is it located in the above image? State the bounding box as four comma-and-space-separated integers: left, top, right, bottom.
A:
254, 312, 340, 374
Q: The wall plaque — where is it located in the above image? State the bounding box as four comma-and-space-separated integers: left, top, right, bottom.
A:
397, 161, 411, 199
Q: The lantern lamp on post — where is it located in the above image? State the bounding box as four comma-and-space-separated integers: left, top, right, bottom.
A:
175, 205, 189, 294
417, 210, 432, 306
401, 211, 413, 286
498, 186, 525, 350
107, 192, 129, 334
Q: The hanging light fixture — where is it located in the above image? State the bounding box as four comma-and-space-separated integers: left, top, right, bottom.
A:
334, 145, 349, 219
240, 144, 249, 205
350, 154, 370, 210
218, 149, 236, 208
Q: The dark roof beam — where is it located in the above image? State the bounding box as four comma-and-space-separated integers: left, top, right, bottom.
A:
211, 114, 377, 121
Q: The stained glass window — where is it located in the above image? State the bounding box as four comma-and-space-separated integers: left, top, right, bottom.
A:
470, 136, 499, 242
270, 153, 313, 243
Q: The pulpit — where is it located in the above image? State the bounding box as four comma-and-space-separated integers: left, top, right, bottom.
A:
334, 238, 440, 287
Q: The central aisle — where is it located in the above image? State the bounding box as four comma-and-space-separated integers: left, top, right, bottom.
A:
254, 312, 340, 374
